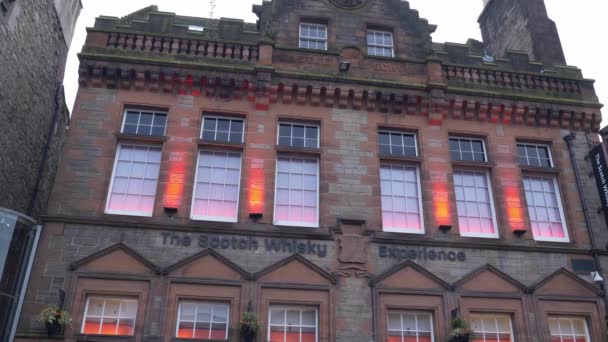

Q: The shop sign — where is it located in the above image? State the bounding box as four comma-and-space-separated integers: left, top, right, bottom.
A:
378, 245, 466, 262
590, 144, 608, 227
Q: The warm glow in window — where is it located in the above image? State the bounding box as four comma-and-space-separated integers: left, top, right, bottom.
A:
454, 170, 498, 238
523, 175, 569, 242
176, 302, 229, 340
268, 306, 317, 342
549, 317, 590, 342
105, 145, 162, 217
299, 22, 327, 50
380, 164, 423, 234
274, 157, 319, 227
471, 314, 514, 342
81, 297, 137, 336
387, 311, 433, 342
368, 29, 394, 57
191, 151, 242, 222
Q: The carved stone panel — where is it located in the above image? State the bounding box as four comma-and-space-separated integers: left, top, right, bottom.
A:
328, 0, 369, 9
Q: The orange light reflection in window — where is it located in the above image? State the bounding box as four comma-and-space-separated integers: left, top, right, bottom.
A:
504, 186, 525, 231
248, 166, 265, 214
432, 183, 451, 226
164, 153, 186, 209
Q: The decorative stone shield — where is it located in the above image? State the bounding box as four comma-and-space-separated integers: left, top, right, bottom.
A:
328, 0, 368, 9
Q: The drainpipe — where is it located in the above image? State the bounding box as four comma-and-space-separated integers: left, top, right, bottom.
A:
26, 82, 63, 217
563, 132, 608, 313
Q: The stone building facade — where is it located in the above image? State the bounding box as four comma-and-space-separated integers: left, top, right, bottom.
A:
0, 0, 81, 340
15, 0, 607, 341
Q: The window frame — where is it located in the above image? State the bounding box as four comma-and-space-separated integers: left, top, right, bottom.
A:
81, 296, 139, 336
190, 150, 243, 223
380, 163, 425, 234
104, 143, 162, 217
386, 310, 434, 342
367, 29, 395, 58
298, 21, 328, 51
548, 316, 591, 342
453, 169, 500, 239
200, 115, 246, 144
378, 130, 419, 157
523, 174, 570, 243
277, 122, 321, 149
517, 142, 554, 168
267, 305, 319, 342
175, 300, 230, 340
273, 155, 320, 228
470, 313, 515, 342
449, 136, 488, 163
120, 108, 168, 137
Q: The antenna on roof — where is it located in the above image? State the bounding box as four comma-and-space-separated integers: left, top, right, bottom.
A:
209, 0, 216, 18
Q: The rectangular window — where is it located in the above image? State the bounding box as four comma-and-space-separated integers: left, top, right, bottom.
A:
191, 151, 242, 222
380, 164, 424, 234
471, 314, 514, 342
274, 157, 319, 227
387, 311, 433, 342
367, 29, 394, 57
549, 317, 590, 342
278, 122, 319, 149
121, 109, 167, 137
379, 131, 417, 157
201, 116, 245, 144
105, 144, 162, 217
176, 301, 229, 340
454, 170, 498, 238
268, 306, 318, 342
81, 297, 138, 336
299, 22, 327, 50
523, 175, 569, 242
450, 137, 487, 162
517, 143, 553, 168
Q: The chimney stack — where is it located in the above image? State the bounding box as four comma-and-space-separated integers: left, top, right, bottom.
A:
479, 0, 566, 66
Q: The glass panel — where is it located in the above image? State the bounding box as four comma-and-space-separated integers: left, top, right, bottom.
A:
120, 300, 137, 318
104, 300, 121, 317
177, 321, 194, 338
83, 317, 102, 334
270, 307, 286, 325
117, 319, 135, 336
100, 318, 118, 335
86, 298, 105, 316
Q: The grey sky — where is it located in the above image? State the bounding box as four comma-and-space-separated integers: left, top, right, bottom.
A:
64, 0, 608, 124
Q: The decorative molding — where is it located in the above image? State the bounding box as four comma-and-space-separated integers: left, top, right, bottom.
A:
252, 253, 338, 284
161, 248, 252, 279
69, 242, 160, 274
452, 263, 529, 293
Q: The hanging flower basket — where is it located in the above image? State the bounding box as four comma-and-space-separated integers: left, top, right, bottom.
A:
239, 311, 259, 342
38, 306, 72, 337
448, 318, 475, 342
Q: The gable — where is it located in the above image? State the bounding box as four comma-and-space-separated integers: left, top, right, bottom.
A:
256, 258, 333, 285
75, 248, 155, 275
167, 253, 245, 281
535, 272, 598, 297
379, 265, 446, 290
458, 269, 521, 293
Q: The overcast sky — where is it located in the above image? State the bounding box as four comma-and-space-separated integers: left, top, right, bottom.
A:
64, 0, 608, 124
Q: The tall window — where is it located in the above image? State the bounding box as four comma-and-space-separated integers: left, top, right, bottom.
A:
548, 317, 590, 342
105, 144, 162, 217
380, 164, 423, 234
176, 302, 229, 340
471, 314, 514, 342
81, 297, 138, 336
278, 122, 319, 149
121, 109, 167, 137
454, 170, 498, 238
191, 151, 242, 222
450, 137, 487, 162
379, 131, 417, 157
387, 311, 433, 342
268, 306, 317, 342
523, 175, 569, 242
517, 143, 552, 168
299, 22, 327, 50
367, 29, 394, 57
201, 116, 245, 144
274, 157, 319, 227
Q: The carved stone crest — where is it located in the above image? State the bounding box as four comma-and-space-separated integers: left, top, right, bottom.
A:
328, 0, 368, 9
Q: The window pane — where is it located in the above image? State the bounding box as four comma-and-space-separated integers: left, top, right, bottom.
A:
450, 137, 486, 162
201, 115, 244, 143
381, 165, 423, 233
388, 312, 433, 341
454, 170, 496, 237
524, 175, 567, 241
274, 157, 319, 226
82, 298, 137, 336
121, 110, 167, 136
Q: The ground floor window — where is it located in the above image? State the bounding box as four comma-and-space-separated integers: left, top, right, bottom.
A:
470, 314, 514, 342
268, 305, 318, 342
387, 311, 433, 342
549, 317, 590, 342
81, 297, 138, 336
176, 301, 229, 340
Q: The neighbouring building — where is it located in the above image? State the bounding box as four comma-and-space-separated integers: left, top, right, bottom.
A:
0, 0, 81, 340
14, 0, 608, 341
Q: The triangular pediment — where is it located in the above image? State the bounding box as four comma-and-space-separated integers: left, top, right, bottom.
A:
163, 249, 250, 281
370, 260, 450, 290
454, 264, 526, 293
253, 254, 337, 285
533, 268, 600, 297
70, 243, 158, 275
